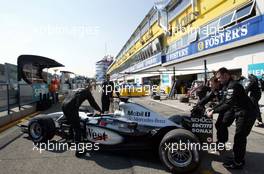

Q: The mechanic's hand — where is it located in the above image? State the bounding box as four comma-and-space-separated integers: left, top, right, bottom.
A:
206, 110, 214, 118
93, 110, 101, 116
206, 107, 213, 113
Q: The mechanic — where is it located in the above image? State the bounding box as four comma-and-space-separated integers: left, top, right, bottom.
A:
198, 76, 235, 145
197, 76, 221, 106
101, 74, 119, 113
62, 87, 101, 157
245, 74, 263, 127
207, 67, 257, 169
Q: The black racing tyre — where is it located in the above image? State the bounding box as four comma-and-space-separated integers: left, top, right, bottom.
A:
159, 129, 200, 173
28, 117, 56, 143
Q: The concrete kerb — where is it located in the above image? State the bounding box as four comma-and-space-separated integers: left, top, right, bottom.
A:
0, 104, 37, 131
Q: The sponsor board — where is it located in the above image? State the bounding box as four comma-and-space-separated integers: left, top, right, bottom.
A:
86, 126, 123, 145
124, 53, 162, 73
166, 15, 264, 63
32, 83, 49, 101
197, 24, 248, 51
248, 63, 264, 79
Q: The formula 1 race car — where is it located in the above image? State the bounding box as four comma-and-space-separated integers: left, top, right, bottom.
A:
21, 98, 213, 174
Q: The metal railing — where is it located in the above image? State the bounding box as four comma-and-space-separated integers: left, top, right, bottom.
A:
0, 83, 36, 115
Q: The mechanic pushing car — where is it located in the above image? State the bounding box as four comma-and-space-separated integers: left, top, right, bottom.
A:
62, 87, 101, 157
198, 76, 235, 146
245, 74, 263, 127
207, 67, 257, 169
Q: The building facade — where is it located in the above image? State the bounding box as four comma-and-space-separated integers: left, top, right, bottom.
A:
108, 0, 264, 90
96, 55, 113, 83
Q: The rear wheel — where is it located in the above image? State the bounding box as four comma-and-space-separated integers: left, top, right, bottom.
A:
28, 117, 55, 143
159, 129, 200, 173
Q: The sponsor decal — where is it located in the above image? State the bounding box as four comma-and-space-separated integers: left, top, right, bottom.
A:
191, 117, 213, 143
86, 126, 124, 145
128, 116, 166, 124
87, 128, 108, 141
127, 110, 150, 117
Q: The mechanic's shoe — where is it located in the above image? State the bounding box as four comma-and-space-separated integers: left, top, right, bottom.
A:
208, 149, 220, 155
223, 160, 244, 169
224, 156, 245, 165
75, 150, 86, 158
255, 122, 264, 127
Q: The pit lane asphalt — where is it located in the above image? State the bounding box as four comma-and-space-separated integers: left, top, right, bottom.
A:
0, 91, 264, 174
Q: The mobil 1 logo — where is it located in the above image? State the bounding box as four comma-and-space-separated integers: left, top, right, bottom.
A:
127, 110, 150, 117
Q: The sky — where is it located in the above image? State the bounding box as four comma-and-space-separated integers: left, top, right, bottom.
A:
0, 0, 156, 77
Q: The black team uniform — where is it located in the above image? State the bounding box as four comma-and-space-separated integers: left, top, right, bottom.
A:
62, 88, 101, 157
101, 80, 115, 113
212, 79, 256, 168
245, 74, 262, 124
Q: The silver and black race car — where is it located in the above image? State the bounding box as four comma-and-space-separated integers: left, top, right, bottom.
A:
21, 98, 213, 174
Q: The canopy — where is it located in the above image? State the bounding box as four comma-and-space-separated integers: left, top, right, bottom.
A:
17, 55, 64, 84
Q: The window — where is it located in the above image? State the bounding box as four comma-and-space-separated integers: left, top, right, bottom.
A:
144, 48, 149, 58
219, 12, 234, 28
158, 10, 168, 31
137, 53, 141, 62
199, 25, 208, 40
145, 48, 150, 59
148, 47, 152, 57
124, 46, 128, 54
141, 22, 149, 36
152, 41, 157, 53
188, 30, 198, 43
167, 38, 182, 54
148, 45, 153, 56
176, 39, 182, 49
156, 39, 162, 52
134, 30, 140, 43
199, 19, 220, 40
207, 19, 219, 35
150, 11, 158, 26
168, 0, 191, 21
182, 35, 188, 47
142, 49, 146, 60
233, 1, 255, 21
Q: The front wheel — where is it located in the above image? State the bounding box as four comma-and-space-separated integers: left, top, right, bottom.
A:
159, 129, 200, 173
28, 117, 55, 143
